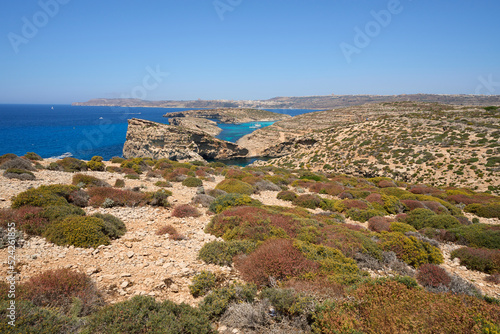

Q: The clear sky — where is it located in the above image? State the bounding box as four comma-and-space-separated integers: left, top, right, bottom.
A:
0, 0, 499, 104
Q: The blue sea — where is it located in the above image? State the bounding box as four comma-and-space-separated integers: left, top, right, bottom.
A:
0, 104, 319, 162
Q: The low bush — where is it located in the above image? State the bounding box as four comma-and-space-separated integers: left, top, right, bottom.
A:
43, 215, 110, 248
422, 214, 461, 229
450, 247, 500, 274
72, 173, 109, 187
87, 187, 146, 207
87, 160, 105, 171
3, 168, 36, 180
24, 152, 43, 161
114, 179, 125, 188
380, 232, 443, 268
200, 284, 257, 321
234, 238, 318, 286
11, 186, 69, 208
18, 268, 103, 316
124, 174, 139, 179
208, 193, 261, 214
145, 189, 172, 207
292, 194, 322, 209
91, 213, 126, 239
0, 157, 35, 171
110, 156, 124, 163
404, 208, 436, 229
198, 240, 256, 266
86, 295, 214, 334
346, 208, 386, 222
416, 264, 451, 288
368, 216, 391, 232
389, 221, 417, 233
382, 195, 405, 214
53, 157, 88, 172
40, 205, 85, 224
312, 280, 500, 334
485, 273, 500, 284
215, 179, 254, 195
154, 180, 171, 187
182, 177, 203, 187
260, 288, 315, 318
444, 224, 500, 249
156, 224, 185, 240
68, 189, 90, 207
254, 180, 281, 192
172, 204, 201, 218
1, 206, 50, 236
277, 190, 297, 201
206, 188, 227, 198
465, 203, 500, 219
191, 194, 215, 208
189, 271, 218, 298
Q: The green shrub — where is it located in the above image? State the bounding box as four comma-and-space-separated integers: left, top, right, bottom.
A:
260, 288, 315, 317
198, 240, 256, 266
422, 214, 461, 229
200, 283, 257, 319
145, 189, 172, 207
208, 193, 261, 213
445, 224, 500, 249
215, 179, 254, 195
389, 222, 417, 233
451, 247, 500, 274
404, 208, 436, 229
125, 174, 140, 179
3, 168, 36, 180
87, 160, 105, 171
91, 213, 126, 239
24, 152, 43, 161
44, 216, 110, 248
55, 157, 88, 172
346, 208, 386, 222
110, 156, 125, 163
85, 295, 214, 334
380, 232, 443, 268
292, 194, 322, 209
154, 180, 171, 188
382, 195, 405, 214
189, 271, 218, 298
11, 187, 69, 208
277, 190, 297, 201
465, 203, 500, 219
114, 179, 125, 188
294, 240, 362, 284
182, 177, 203, 187
72, 173, 109, 187
41, 205, 85, 223
0, 300, 78, 334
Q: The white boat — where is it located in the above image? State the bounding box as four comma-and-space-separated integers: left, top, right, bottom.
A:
99, 117, 104, 119
249, 123, 262, 129
51, 106, 54, 110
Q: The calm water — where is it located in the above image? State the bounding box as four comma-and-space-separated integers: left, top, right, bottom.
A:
0, 104, 319, 161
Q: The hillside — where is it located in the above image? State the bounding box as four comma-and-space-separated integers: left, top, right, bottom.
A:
249, 102, 500, 193
72, 94, 500, 109
0, 153, 499, 333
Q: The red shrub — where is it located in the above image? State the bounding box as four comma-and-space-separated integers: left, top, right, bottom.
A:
401, 200, 426, 211
416, 264, 451, 288
234, 239, 318, 286
195, 169, 207, 178
366, 193, 384, 205
343, 199, 369, 210
87, 187, 146, 207
284, 277, 344, 300
378, 180, 396, 188
156, 224, 185, 240
368, 216, 391, 232
21, 268, 103, 315
225, 169, 248, 179
409, 186, 442, 195
309, 182, 344, 196
422, 201, 448, 214
446, 194, 480, 205
451, 247, 500, 274
395, 213, 408, 222
344, 224, 364, 231
171, 204, 201, 218
0, 207, 49, 236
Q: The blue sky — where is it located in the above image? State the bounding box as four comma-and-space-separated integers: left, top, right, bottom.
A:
0, 0, 499, 104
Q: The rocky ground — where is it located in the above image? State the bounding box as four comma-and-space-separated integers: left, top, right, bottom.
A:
1, 159, 499, 313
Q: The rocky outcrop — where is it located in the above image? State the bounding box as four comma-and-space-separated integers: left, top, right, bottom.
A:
163, 108, 291, 124
123, 118, 247, 161
168, 117, 222, 137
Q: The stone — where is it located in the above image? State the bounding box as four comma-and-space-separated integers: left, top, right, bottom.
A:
86, 267, 100, 275
127, 251, 135, 258
121, 281, 129, 288
170, 284, 179, 293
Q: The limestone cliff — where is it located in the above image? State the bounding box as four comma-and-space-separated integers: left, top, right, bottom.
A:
168, 117, 222, 137
122, 118, 247, 161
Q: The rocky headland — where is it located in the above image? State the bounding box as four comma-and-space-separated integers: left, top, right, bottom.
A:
163, 108, 291, 124
168, 117, 222, 137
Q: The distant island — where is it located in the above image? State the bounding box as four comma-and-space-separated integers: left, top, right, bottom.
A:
164, 108, 291, 124
73, 94, 500, 109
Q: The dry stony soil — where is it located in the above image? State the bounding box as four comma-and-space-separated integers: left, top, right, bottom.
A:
1, 158, 499, 312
